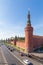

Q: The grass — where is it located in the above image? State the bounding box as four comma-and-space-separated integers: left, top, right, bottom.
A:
4, 42, 25, 52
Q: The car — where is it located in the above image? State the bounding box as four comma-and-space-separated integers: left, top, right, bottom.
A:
20, 53, 25, 56
10, 48, 15, 52
26, 54, 32, 58
1, 44, 4, 45
10, 49, 13, 52
7, 46, 10, 49
21, 53, 24, 56
23, 59, 33, 65
11, 63, 16, 65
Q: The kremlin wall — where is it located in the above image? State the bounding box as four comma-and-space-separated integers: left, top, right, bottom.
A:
11, 11, 43, 53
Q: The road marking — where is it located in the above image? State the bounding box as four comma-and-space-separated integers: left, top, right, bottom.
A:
1, 47, 8, 65
7, 48, 26, 65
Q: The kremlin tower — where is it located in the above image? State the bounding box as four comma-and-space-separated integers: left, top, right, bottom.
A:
25, 11, 33, 53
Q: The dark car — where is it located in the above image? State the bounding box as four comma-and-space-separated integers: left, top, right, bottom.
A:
20, 53, 25, 56
9, 48, 12, 52
26, 54, 32, 58
10, 48, 15, 52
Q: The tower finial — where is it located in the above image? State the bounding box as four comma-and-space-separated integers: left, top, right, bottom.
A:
27, 9, 31, 25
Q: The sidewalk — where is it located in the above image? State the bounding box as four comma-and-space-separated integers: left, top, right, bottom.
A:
0, 47, 8, 65
30, 53, 43, 58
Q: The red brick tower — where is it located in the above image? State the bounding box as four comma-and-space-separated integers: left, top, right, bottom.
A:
25, 11, 33, 53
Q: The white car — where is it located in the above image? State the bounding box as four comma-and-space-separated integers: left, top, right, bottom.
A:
23, 59, 33, 65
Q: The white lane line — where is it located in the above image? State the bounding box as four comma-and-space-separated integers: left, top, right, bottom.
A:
7, 48, 26, 65
1, 47, 8, 65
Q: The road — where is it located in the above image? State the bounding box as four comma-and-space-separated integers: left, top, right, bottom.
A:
1, 43, 43, 65
13, 49, 43, 65
1, 44, 24, 65
0, 47, 7, 65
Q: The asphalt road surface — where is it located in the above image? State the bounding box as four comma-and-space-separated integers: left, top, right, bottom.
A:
1, 43, 43, 65
1, 44, 24, 65
13, 49, 43, 65
0, 47, 6, 65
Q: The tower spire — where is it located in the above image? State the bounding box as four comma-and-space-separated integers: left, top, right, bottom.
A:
27, 10, 31, 25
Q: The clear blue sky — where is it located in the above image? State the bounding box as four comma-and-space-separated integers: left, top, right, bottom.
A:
0, 0, 43, 40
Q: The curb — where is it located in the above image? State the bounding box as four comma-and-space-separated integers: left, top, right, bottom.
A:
29, 54, 43, 64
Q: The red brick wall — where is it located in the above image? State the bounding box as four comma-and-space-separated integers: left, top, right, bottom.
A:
10, 35, 43, 52
16, 41, 25, 49
33, 35, 43, 50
